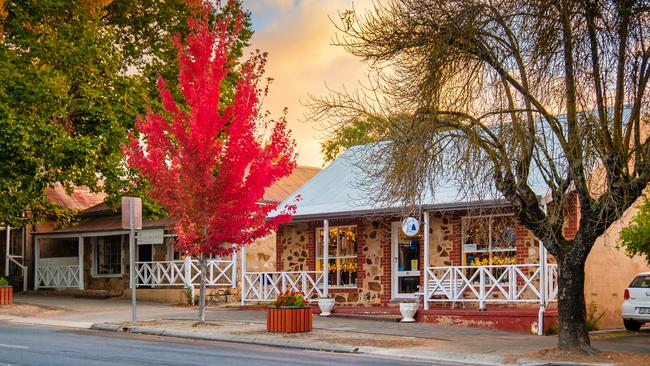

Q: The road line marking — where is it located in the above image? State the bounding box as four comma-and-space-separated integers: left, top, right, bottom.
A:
0, 343, 28, 349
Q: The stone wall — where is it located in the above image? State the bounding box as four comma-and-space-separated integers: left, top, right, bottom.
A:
428, 215, 456, 267
247, 233, 276, 272
279, 223, 309, 271
358, 221, 384, 304
83, 236, 129, 294
153, 242, 169, 261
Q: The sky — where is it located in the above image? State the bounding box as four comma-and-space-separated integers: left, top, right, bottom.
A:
245, 0, 371, 167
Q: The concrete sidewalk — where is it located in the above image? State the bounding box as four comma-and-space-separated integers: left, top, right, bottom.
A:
8, 294, 185, 327
5, 294, 650, 365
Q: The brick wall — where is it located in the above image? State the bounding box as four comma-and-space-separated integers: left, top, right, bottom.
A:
379, 220, 392, 305
563, 193, 580, 240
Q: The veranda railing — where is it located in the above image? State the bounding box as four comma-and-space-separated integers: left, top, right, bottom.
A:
425, 263, 558, 309
242, 271, 324, 303
135, 257, 236, 288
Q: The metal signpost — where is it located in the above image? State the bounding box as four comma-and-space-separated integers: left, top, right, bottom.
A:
122, 197, 142, 322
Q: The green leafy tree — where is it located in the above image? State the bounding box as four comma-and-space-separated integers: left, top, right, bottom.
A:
320, 114, 415, 163
0, 0, 252, 226
620, 198, 650, 265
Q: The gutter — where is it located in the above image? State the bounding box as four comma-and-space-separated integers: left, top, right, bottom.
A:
282, 198, 516, 223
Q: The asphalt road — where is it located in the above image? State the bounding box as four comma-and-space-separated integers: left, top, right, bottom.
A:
0, 323, 450, 366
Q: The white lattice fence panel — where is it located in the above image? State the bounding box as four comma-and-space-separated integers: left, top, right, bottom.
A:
37, 265, 80, 288
136, 259, 235, 287
426, 264, 558, 305
242, 271, 324, 303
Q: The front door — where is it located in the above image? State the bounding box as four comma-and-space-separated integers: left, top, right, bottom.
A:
391, 221, 421, 299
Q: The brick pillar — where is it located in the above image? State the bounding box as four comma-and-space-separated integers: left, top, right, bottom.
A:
307, 222, 316, 272
515, 223, 529, 265
449, 218, 463, 266
356, 220, 366, 289
276, 225, 284, 271
380, 221, 392, 305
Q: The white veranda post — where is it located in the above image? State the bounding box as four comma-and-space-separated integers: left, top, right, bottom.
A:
34, 236, 40, 290
423, 212, 430, 310
4, 226, 9, 277
78, 235, 84, 290
537, 239, 548, 335
231, 247, 237, 289
323, 219, 329, 297
240, 245, 247, 306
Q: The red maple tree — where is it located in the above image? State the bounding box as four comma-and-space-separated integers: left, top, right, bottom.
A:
124, 0, 297, 320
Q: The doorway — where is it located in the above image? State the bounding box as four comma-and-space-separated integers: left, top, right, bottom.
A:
391, 221, 421, 299
137, 244, 153, 263
137, 244, 153, 288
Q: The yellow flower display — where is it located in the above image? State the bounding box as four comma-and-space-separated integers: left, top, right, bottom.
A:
327, 261, 358, 273
470, 256, 517, 266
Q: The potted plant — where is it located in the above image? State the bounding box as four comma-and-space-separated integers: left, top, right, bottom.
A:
0, 277, 12, 305
317, 295, 335, 316
267, 291, 312, 333
399, 300, 418, 322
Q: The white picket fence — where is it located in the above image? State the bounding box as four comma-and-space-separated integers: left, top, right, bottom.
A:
242, 271, 324, 303
425, 264, 558, 308
136, 258, 235, 287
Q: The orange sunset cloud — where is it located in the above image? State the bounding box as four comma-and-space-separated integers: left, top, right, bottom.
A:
247, 0, 372, 167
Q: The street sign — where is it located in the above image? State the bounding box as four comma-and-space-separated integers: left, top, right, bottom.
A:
137, 229, 164, 245
401, 217, 419, 236
121, 197, 142, 230
121, 196, 142, 322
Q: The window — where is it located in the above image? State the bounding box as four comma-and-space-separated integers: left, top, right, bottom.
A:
316, 226, 357, 287
630, 275, 650, 288
462, 214, 517, 267
94, 235, 122, 276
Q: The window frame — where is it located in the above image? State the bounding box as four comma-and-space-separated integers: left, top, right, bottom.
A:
92, 235, 124, 278
461, 213, 518, 266
315, 225, 358, 288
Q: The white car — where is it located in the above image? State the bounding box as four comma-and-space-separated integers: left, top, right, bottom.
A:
622, 272, 650, 331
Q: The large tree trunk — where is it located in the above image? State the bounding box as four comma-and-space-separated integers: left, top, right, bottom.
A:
556, 250, 593, 353
198, 254, 207, 324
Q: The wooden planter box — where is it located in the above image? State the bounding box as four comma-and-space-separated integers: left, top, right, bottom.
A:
0, 286, 12, 305
266, 306, 312, 333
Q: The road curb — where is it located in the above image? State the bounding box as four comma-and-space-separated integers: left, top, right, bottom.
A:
517, 361, 615, 366
90, 323, 123, 332
360, 347, 505, 366
91, 323, 360, 354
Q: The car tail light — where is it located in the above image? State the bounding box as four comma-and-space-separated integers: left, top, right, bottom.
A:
624, 289, 630, 300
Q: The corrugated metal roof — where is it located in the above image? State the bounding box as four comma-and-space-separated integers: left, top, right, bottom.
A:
272, 143, 550, 220
78, 166, 320, 218
44, 183, 106, 211
262, 166, 321, 203
38, 214, 177, 235
39, 166, 319, 235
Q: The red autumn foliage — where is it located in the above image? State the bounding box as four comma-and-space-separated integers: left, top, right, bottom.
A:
124, 0, 297, 257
